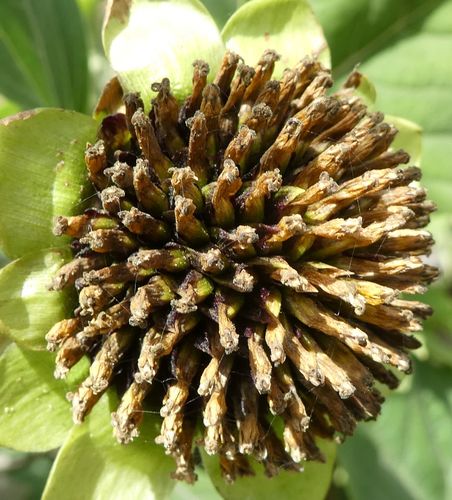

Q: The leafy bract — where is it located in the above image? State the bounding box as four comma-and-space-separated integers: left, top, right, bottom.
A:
203, 440, 336, 500
0, 248, 74, 350
103, 0, 225, 104
339, 361, 452, 500
386, 115, 422, 167
43, 393, 175, 500
0, 0, 89, 112
0, 343, 88, 452
0, 108, 97, 259
222, 0, 330, 77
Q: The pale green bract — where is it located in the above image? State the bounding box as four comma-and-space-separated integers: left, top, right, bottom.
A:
103, 0, 331, 105
0, 109, 97, 259
42, 394, 176, 500
222, 0, 331, 77
103, 0, 225, 105
0, 344, 89, 452
203, 441, 336, 500
0, 248, 73, 350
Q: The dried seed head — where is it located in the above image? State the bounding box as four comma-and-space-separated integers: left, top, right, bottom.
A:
49, 50, 436, 483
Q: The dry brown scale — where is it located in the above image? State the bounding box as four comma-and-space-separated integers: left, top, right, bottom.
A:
47, 49, 438, 483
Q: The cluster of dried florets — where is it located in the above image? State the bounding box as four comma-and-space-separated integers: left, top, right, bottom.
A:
48, 49, 437, 483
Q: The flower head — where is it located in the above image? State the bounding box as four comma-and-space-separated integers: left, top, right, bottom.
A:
46, 44, 436, 483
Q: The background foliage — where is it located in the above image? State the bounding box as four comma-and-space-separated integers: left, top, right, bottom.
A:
0, 0, 451, 499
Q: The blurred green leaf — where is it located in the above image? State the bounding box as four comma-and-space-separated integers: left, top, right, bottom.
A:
103, 0, 225, 105
428, 214, 452, 287
339, 360, 452, 500
203, 440, 336, 500
0, 343, 88, 452
200, 0, 248, 28
0, 248, 74, 351
0, 331, 10, 356
222, 0, 330, 77
0, 108, 97, 259
0, 449, 53, 500
76, 0, 100, 17
0, 0, 89, 112
310, 0, 447, 74
43, 393, 176, 500
0, 96, 20, 120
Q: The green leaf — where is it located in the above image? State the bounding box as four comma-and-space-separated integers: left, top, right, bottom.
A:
103, 0, 225, 104
221, 0, 330, 78
0, 247, 74, 350
338, 360, 452, 500
76, 0, 116, 112
43, 392, 176, 500
203, 440, 336, 500
310, 0, 447, 75
0, 108, 97, 259
0, 95, 20, 120
0, 343, 88, 452
200, 0, 247, 28
0, 0, 89, 112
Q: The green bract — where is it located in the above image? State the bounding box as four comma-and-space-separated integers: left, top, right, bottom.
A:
103, 0, 330, 105
103, 0, 225, 104
0, 109, 97, 258
0, 248, 74, 350
0, 344, 89, 452
222, 0, 331, 77
43, 393, 175, 500
203, 441, 336, 500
